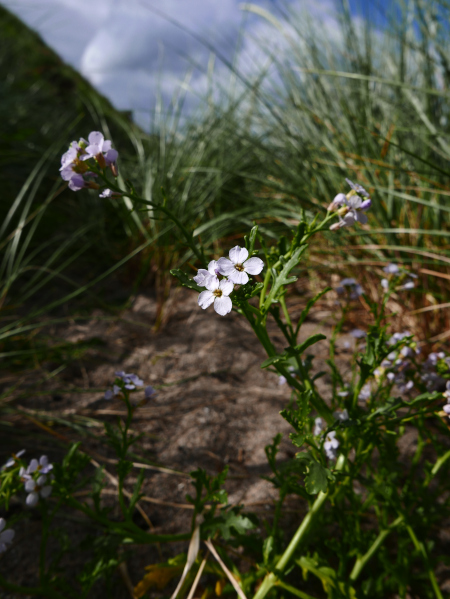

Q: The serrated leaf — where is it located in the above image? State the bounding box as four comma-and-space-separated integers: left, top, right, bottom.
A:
170, 269, 202, 292
208, 510, 256, 541
296, 453, 329, 494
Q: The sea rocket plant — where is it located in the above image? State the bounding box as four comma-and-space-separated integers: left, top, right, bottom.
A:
198, 278, 234, 316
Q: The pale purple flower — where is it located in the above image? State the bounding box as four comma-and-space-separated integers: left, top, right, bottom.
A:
345, 178, 370, 198
0, 519, 14, 554
388, 331, 412, 345
2, 449, 25, 470
350, 329, 366, 339
333, 409, 349, 422
113, 372, 144, 390
217, 246, 264, 285
400, 279, 415, 290
99, 188, 122, 198
383, 263, 400, 275
324, 431, 339, 460
358, 384, 371, 402
27, 456, 53, 476
381, 278, 389, 290
67, 173, 86, 191
194, 260, 220, 287
198, 278, 234, 316
328, 193, 347, 211
313, 417, 323, 436
278, 375, 287, 386
330, 195, 371, 230
336, 278, 363, 299
81, 131, 118, 165
25, 474, 52, 507
145, 386, 156, 399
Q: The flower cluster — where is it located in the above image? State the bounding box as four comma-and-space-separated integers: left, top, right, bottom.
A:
336, 278, 364, 300
195, 246, 264, 316
104, 371, 155, 402
19, 456, 53, 507
0, 519, 14, 554
381, 263, 417, 292
60, 132, 118, 192
313, 413, 348, 460
442, 381, 450, 418
329, 179, 372, 231
1, 449, 25, 471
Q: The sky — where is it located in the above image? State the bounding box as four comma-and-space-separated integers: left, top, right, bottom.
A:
2, 0, 370, 125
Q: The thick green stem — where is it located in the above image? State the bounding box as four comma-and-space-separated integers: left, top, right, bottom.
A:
349, 515, 403, 581
253, 454, 346, 599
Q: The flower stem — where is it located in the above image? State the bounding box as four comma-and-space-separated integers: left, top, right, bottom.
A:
253, 454, 346, 599
406, 525, 443, 599
349, 515, 404, 581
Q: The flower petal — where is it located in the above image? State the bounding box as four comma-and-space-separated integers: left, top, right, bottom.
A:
229, 270, 249, 285
105, 148, 118, 164
102, 140, 112, 152
40, 486, 52, 499
214, 296, 232, 316
229, 246, 248, 264
219, 279, 234, 296
0, 529, 14, 544
198, 290, 215, 310
217, 257, 234, 276
205, 277, 219, 292
26, 492, 39, 507
28, 459, 38, 473
193, 269, 209, 286
244, 257, 264, 275
207, 260, 219, 276
25, 479, 36, 492
88, 131, 104, 146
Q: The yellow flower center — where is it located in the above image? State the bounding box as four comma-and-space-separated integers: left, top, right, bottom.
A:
213, 289, 223, 298
234, 263, 244, 272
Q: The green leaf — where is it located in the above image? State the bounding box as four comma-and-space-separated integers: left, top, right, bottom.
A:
209, 509, 256, 540
263, 536, 274, 564
244, 225, 259, 255
261, 334, 326, 369
170, 269, 202, 292
262, 245, 307, 312
296, 453, 329, 494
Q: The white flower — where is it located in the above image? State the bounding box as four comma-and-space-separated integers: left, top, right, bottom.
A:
328, 193, 347, 211
324, 431, 339, 460
217, 246, 264, 285
381, 278, 389, 290
0, 519, 14, 554
193, 260, 219, 287
25, 475, 52, 507
198, 278, 234, 316
278, 375, 287, 386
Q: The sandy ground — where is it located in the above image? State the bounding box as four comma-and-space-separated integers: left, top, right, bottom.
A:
0, 288, 418, 597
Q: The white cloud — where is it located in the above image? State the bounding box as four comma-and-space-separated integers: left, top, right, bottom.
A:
3, 0, 341, 121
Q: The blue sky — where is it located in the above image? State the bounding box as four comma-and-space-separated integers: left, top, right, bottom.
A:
4, 0, 350, 124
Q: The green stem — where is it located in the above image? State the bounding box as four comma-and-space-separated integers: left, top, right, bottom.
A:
406, 525, 443, 599
253, 454, 346, 599
276, 580, 318, 599
349, 515, 404, 581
